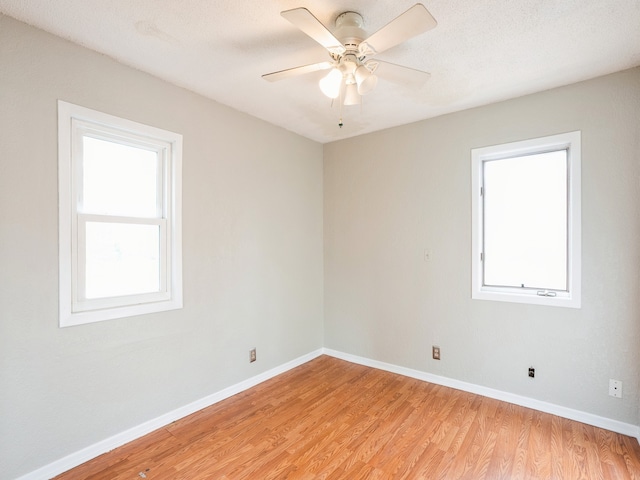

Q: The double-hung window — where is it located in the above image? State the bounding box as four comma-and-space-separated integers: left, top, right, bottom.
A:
58, 101, 182, 327
471, 131, 581, 308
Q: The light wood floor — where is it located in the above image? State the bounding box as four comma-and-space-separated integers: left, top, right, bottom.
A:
55, 355, 640, 479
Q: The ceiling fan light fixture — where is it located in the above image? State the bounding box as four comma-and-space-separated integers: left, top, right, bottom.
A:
343, 83, 361, 106
319, 68, 342, 99
355, 65, 378, 95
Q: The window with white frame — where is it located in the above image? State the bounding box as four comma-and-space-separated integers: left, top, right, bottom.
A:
58, 101, 182, 327
471, 131, 581, 308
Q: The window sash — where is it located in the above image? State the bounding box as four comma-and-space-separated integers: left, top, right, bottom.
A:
73, 214, 169, 312
481, 150, 569, 292
73, 121, 169, 219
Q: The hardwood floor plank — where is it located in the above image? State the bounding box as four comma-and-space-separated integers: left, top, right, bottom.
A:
400, 441, 443, 480
524, 410, 553, 478
488, 403, 520, 478
54, 355, 640, 479
621, 435, 640, 479
508, 406, 534, 478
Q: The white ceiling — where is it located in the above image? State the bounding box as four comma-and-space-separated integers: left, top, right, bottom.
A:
2, 1, 640, 144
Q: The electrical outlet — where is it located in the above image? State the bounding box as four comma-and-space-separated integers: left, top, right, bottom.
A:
528, 367, 535, 378
424, 249, 432, 261
609, 379, 622, 398
432, 346, 440, 360
249, 348, 256, 363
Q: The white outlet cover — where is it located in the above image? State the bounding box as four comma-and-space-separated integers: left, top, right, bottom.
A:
609, 379, 622, 398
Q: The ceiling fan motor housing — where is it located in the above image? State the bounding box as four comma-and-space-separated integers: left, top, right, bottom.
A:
334, 12, 366, 52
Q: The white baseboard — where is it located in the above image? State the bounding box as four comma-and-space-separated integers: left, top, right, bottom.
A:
322, 348, 640, 441
16, 349, 324, 480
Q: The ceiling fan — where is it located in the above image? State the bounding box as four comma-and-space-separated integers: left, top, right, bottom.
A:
262, 4, 437, 109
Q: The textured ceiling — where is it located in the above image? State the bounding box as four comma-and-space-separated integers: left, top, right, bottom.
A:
1, 1, 640, 143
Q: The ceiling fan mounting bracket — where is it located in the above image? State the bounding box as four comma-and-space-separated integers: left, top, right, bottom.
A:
335, 11, 363, 29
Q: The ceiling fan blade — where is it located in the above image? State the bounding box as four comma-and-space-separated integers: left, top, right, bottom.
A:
370, 60, 431, 88
359, 4, 436, 57
281, 8, 346, 56
262, 62, 334, 82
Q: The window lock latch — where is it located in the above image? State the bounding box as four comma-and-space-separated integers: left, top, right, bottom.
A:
536, 290, 557, 297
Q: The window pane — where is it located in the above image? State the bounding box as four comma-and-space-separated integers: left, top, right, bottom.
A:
483, 150, 567, 290
82, 136, 159, 217
85, 222, 161, 299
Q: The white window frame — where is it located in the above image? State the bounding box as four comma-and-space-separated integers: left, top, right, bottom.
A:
471, 131, 581, 308
58, 100, 183, 327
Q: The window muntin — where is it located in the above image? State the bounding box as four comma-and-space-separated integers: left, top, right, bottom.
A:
59, 101, 182, 326
471, 132, 581, 308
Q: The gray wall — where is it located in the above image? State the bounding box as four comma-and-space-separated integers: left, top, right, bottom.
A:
324, 67, 640, 427
0, 15, 324, 479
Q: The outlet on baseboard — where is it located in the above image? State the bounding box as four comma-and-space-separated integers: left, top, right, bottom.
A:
249, 348, 256, 363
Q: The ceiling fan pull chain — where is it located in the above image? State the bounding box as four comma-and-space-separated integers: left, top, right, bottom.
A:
338, 81, 345, 128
